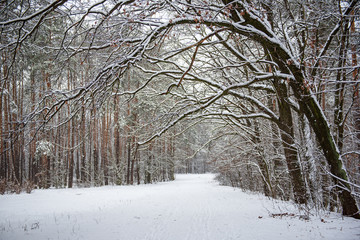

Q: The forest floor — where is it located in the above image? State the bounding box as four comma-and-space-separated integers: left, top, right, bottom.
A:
0, 174, 359, 240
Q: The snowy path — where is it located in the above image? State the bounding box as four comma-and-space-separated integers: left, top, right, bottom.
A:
0, 174, 359, 240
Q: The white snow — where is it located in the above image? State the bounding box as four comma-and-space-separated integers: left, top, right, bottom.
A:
0, 174, 359, 240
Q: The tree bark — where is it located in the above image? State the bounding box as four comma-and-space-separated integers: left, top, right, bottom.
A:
113, 95, 122, 185
0, 54, 5, 181
273, 79, 308, 204
126, 140, 131, 185
80, 105, 86, 183
102, 110, 109, 186
334, 15, 349, 153
93, 109, 99, 184
67, 68, 74, 189
130, 137, 135, 185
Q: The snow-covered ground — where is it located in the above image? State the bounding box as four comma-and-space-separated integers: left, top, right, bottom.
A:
0, 174, 359, 240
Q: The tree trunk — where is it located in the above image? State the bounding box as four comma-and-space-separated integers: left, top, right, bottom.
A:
67, 118, 74, 188
126, 140, 131, 185
130, 138, 135, 185
3, 81, 9, 184
273, 79, 308, 204
19, 73, 25, 186
102, 110, 109, 186
145, 142, 153, 184
80, 105, 86, 183
0, 54, 5, 181
136, 146, 140, 185
67, 68, 74, 189
334, 16, 349, 153
11, 72, 20, 184
168, 132, 175, 181
29, 68, 37, 184
113, 95, 122, 185
93, 109, 99, 184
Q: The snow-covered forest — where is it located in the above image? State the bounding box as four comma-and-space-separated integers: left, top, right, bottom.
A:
0, 0, 360, 224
